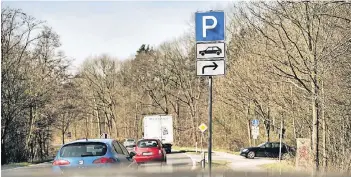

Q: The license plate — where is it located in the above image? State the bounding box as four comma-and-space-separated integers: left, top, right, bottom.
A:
143, 152, 153, 156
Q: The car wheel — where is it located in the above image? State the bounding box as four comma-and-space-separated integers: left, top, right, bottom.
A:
201, 52, 205, 56
216, 51, 220, 55
247, 151, 255, 159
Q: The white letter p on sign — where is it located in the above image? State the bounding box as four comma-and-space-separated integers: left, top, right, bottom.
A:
202, 16, 217, 38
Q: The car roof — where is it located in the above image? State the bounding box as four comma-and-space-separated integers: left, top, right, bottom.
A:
63, 139, 115, 146
137, 139, 159, 142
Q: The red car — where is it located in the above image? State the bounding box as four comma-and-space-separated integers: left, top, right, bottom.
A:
133, 139, 167, 164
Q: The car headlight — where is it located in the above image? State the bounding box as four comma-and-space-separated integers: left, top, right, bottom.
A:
242, 149, 249, 152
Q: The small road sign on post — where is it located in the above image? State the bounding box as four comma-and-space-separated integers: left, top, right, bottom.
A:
100, 133, 109, 139
251, 119, 260, 127
196, 42, 225, 59
196, 60, 225, 76
195, 10, 225, 175
252, 126, 259, 139
67, 132, 72, 139
199, 123, 208, 133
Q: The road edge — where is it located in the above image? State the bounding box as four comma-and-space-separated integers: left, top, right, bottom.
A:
184, 153, 197, 170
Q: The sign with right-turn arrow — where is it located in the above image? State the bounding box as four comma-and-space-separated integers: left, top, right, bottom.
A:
196, 60, 225, 76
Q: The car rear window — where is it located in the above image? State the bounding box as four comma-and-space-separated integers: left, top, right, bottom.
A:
60, 142, 107, 157
137, 140, 158, 148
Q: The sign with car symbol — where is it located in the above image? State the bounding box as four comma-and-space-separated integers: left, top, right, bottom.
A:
197, 42, 225, 59
195, 11, 225, 77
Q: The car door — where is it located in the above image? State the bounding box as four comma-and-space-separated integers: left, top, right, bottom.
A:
262, 142, 275, 157
281, 143, 288, 154
270, 142, 281, 158
256, 143, 270, 157
112, 141, 129, 166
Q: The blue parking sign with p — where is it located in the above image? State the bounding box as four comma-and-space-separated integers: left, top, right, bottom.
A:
195, 11, 225, 42
252, 119, 259, 127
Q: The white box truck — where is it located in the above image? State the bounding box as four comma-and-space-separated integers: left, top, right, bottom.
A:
143, 115, 173, 153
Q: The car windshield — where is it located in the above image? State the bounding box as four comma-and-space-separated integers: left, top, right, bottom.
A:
127, 139, 134, 142
137, 140, 158, 148
60, 142, 107, 157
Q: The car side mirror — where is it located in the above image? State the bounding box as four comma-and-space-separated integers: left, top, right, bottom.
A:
129, 151, 136, 158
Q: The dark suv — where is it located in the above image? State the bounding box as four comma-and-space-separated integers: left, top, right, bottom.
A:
199, 46, 222, 56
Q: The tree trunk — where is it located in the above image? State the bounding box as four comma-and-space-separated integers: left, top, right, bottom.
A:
25, 106, 34, 150
247, 120, 252, 146
247, 101, 252, 146
266, 108, 270, 142
321, 80, 327, 170
311, 80, 319, 171
1, 139, 6, 164
62, 129, 65, 145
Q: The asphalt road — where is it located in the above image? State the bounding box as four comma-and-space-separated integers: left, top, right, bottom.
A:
2, 152, 347, 177
186, 151, 278, 172
1, 151, 194, 177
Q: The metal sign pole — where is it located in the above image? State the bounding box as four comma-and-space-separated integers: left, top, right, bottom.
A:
208, 76, 213, 175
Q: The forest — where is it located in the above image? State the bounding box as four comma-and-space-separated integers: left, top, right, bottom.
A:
1, 1, 350, 172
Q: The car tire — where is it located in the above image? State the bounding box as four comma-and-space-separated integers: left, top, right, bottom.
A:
201, 52, 205, 56
216, 51, 220, 55
247, 151, 255, 159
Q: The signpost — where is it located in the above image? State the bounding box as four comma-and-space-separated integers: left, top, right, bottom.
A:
195, 10, 225, 175
198, 123, 208, 169
251, 119, 259, 145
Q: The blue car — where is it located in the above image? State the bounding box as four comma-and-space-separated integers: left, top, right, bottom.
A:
52, 138, 136, 174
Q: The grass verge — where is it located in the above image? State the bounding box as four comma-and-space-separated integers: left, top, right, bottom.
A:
2, 158, 54, 170
5, 162, 32, 167
194, 160, 231, 171
259, 161, 296, 172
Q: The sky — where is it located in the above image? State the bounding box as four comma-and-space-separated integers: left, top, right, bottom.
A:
2, 1, 233, 71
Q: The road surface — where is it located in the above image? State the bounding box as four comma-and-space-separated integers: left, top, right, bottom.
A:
1, 151, 194, 177
2, 151, 344, 177
186, 151, 277, 172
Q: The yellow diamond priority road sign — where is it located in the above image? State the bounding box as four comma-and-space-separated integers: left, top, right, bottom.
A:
198, 123, 208, 133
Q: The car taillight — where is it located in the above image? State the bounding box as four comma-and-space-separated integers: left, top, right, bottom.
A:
52, 160, 70, 166
93, 157, 116, 164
